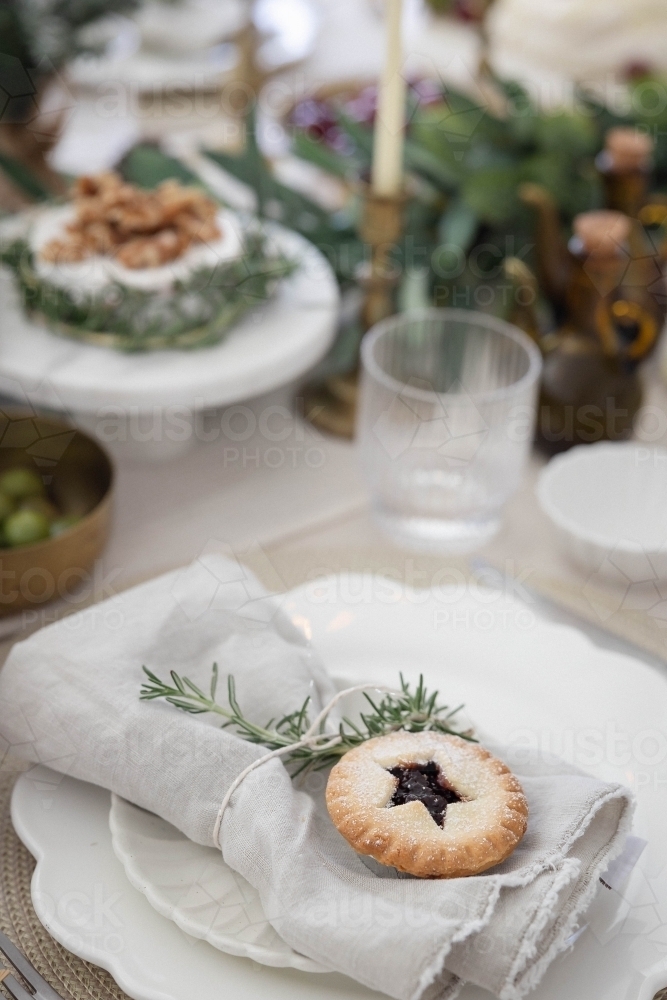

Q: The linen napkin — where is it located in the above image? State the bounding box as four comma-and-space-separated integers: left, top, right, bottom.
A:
0, 555, 633, 1000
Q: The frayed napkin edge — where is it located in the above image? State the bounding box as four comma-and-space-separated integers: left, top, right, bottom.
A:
412, 878, 503, 1000
411, 783, 635, 1000
502, 785, 636, 1000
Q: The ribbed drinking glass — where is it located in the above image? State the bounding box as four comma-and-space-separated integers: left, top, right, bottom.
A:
358, 308, 542, 552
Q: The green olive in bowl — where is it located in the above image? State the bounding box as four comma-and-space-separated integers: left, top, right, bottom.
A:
5, 509, 51, 547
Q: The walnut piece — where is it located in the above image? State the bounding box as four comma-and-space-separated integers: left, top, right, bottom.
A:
40, 172, 221, 270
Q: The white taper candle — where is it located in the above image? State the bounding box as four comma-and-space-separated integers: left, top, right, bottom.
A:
371, 0, 406, 197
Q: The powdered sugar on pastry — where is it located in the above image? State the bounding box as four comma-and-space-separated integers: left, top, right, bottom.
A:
326, 731, 528, 879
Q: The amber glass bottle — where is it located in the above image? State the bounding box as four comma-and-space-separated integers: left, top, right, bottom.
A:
516, 200, 660, 454
596, 126, 654, 219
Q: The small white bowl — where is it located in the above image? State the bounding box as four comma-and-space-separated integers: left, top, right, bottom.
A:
536, 443, 667, 581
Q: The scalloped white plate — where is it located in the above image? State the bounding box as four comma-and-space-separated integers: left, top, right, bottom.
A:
11, 575, 667, 999
108, 794, 324, 972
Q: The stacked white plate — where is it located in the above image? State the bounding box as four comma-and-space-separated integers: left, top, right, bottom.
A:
11, 575, 667, 1000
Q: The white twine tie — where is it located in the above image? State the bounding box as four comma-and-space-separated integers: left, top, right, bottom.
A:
212, 683, 398, 848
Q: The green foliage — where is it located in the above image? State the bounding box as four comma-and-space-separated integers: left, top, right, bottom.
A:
404, 135, 461, 191
0, 12, 35, 69
74, 74, 667, 365
462, 165, 520, 225
118, 145, 200, 189
410, 86, 602, 230
533, 110, 598, 156
279, 82, 609, 321
438, 198, 478, 252
140, 666, 475, 775
292, 131, 354, 180
0, 0, 141, 72
582, 73, 667, 188
282, 75, 667, 326
0, 152, 50, 201
0, 236, 295, 352
205, 111, 361, 285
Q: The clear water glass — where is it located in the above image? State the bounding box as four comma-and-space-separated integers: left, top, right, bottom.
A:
357, 308, 542, 553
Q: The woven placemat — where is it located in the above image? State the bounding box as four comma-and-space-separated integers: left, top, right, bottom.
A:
1, 762, 665, 1000
0, 769, 129, 1000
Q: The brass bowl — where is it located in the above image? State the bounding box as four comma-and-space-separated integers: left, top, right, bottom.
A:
0, 410, 113, 615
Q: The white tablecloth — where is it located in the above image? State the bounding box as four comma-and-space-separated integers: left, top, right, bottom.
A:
12, 362, 659, 673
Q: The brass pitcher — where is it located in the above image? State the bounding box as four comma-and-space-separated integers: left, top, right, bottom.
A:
520, 184, 665, 334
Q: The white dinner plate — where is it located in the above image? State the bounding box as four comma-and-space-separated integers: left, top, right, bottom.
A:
11, 575, 667, 1000
0, 219, 338, 412
108, 794, 325, 973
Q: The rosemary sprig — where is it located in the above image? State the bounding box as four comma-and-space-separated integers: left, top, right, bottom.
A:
140, 665, 475, 775
0, 235, 294, 352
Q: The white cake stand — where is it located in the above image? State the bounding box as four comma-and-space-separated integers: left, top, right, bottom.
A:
0, 223, 339, 461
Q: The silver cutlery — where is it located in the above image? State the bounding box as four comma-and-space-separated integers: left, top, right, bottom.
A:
0, 930, 65, 1000
0, 964, 34, 1000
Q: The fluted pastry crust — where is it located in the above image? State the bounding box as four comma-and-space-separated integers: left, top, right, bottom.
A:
326, 731, 528, 878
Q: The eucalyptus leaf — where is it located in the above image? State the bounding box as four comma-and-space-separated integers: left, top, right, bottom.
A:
534, 111, 598, 157
292, 131, 354, 179
0, 152, 49, 200
336, 111, 374, 159
404, 138, 460, 190
437, 198, 479, 252
462, 166, 520, 225
119, 145, 199, 190
206, 111, 359, 284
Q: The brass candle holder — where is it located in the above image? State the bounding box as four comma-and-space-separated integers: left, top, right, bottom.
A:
302, 188, 406, 438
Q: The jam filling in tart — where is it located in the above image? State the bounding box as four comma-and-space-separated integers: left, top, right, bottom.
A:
387, 761, 461, 827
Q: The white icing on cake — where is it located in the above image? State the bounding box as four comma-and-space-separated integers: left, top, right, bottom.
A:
29, 205, 244, 297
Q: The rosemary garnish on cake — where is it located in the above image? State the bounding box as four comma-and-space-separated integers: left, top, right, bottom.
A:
140, 665, 475, 774
0, 235, 294, 352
